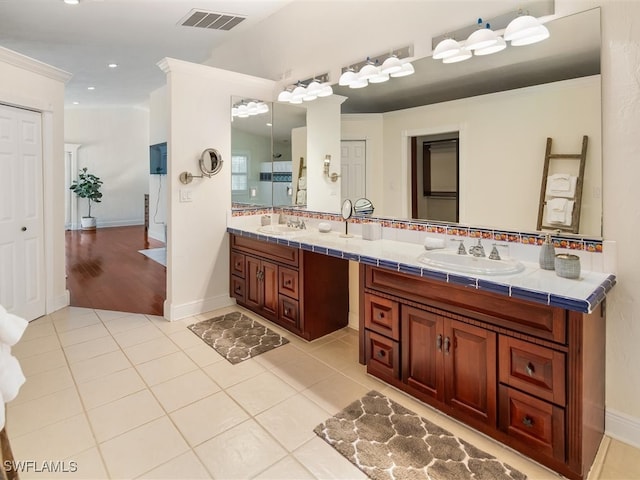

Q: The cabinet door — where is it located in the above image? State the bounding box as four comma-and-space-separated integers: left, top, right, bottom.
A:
262, 261, 279, 318
444, 319, 497, 427
245, 256, 262, 310
401, 306, 444, 402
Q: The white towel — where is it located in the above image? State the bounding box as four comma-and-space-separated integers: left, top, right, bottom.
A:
547, 198, 575, 226
296, 190, 307, 205
297, 176, 307, 190
546, 173, 577, 198
0, 305, 28, 346
0, 348, 26, 404
424, 237, 446, 250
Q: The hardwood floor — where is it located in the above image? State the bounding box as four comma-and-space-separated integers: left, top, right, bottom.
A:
65, 226, 166, 316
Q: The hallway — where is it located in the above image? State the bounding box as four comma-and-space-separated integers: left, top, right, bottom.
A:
65, 226, 166, 316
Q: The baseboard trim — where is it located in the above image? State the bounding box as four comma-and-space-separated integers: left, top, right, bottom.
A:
348, 311, 359, 331
165, 294, 235, 321
46, 290, 70, 315
606, 408, 640, 449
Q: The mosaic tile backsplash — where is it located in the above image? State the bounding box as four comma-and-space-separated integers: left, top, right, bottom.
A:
231, 206, 603, 254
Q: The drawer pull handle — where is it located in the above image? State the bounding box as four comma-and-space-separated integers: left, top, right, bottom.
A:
526, 363, 535, 376
235, 262, 241, 268
377, 350, 386, 358
436, 334, 443, 351
444, 336, 451, 355
377, 312, 385, 319
522, 416, 534, 428
284, 308, 289, 316
285, 280, 292, 286
235, 286, 241, 292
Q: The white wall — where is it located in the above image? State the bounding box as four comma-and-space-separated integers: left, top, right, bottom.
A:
65, 107, 150, 228
149, 86, 169, 242
157, 58, 274, 320
0, 46, 70, 314
601, 0, 640, 446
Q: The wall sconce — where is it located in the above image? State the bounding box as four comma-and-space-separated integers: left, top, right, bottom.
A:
323, 154, 340, 183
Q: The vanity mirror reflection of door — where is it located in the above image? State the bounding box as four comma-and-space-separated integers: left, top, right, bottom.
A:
341, 140, 366, 203
411, 133, 459, 222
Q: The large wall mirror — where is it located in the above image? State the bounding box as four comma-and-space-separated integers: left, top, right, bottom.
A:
334, 7, 602, 237
231, 97, 306, 208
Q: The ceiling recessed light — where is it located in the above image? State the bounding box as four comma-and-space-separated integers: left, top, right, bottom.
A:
87, 86, 95, 90
63, 0, 80, 4
108, 63, 118, 68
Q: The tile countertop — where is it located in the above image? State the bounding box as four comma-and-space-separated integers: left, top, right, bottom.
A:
227, 226, 616, 314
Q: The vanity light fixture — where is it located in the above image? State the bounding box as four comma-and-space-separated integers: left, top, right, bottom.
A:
465, 19, 501, 51
431, 1, 553, 63
504, 13, 550, 46
277, 73, 333, 105
338, 45, 414, 89
231, 100, 269, 118
63, 0, 79, 4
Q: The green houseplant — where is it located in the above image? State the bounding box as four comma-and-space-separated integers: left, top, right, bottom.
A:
70, 167, 103, 230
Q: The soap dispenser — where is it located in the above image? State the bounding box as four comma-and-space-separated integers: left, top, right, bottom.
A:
539, 233, 556, 270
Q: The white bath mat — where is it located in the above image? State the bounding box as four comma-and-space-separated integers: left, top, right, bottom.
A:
138, 247, 166, 267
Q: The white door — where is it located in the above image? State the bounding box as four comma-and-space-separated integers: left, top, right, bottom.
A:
341, 140, 366, 202
0, 104, 45, 321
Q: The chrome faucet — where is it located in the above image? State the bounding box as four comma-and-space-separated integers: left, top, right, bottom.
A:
287, 217, 306, 229
469, 239, 486, 257
489, 243, 508, 260
451, 239, 466, 255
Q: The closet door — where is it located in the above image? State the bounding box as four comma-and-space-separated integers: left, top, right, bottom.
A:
0, 104, 45, 320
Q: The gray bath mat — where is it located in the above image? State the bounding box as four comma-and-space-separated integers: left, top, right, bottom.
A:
314, 390, 527, 480
187, 311, 289, 364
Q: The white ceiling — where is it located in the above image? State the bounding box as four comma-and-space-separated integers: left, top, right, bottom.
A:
0, 0, 292, 107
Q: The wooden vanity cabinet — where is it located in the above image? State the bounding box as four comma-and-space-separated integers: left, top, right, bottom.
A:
360, 264, 605, 480
229, 234, 348, 341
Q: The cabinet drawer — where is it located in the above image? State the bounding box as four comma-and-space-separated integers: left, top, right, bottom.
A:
365, 266, 566, 344
279, 295, 299, 331
279, 267, 299, 299
365, 330, 400, 381
231, 275, 245, 303
231, 251, 245, 278
231, 234, 298, 267
364, 293, 400, 340
499, 386, 565, 462
499, 336, 566, 405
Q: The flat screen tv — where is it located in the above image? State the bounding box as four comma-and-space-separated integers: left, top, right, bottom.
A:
150, 142, 167, 175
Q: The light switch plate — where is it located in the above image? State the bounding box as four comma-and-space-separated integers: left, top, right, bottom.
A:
180, 189, 192, 202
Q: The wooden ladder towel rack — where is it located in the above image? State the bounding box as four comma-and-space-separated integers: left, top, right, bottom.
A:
536, 135, 588, 234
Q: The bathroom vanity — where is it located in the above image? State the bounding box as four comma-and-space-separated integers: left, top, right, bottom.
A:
229, 233, 348, 340
227, 223, 614, 480
361, 263, 604, 480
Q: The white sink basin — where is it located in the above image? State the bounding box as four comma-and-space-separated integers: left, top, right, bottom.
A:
418, 250, 525, 276
257, 225, 306, 236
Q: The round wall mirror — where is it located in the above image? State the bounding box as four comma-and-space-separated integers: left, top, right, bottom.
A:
199, 148, 223, 177
354, 198, 374, 216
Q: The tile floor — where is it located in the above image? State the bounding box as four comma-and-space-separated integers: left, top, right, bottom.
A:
5, 305, 640, 479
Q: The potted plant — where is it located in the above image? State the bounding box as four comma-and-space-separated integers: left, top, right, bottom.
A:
70, 167, 103, 230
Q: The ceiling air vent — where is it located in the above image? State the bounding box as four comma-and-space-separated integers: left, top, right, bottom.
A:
180, 9, 246, 31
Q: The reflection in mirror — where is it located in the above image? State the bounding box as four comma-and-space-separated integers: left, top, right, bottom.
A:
230, 96, 307, 209
230, 97, 273, 207
334, 8, 601, 237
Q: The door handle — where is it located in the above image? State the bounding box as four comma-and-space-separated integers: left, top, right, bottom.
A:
444, 336, 451, 354
525, 362, 535, 376
436, 334, 443, 351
